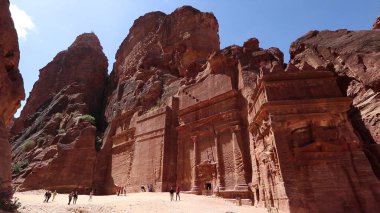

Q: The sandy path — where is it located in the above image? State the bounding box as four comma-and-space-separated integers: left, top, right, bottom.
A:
15, 191, 267, 213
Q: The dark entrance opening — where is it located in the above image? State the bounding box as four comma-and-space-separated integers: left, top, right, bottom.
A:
205, 183, 212, 191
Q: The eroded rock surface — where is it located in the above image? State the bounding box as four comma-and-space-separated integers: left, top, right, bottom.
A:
0, 0, 25, 193
11, 33, 107, 192
94, 6, 221, 193
9, 5, 380, 213
373, 16, 380, 29
288, 29, 380, 178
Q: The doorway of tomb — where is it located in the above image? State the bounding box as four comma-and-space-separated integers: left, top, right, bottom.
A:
203, 182, 213, 196
197, 161, 216, 195
205, 182, 212, 190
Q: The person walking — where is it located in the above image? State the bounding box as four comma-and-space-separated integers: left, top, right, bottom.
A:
89, 190, 93, 201
68, 191, 74, 205
52, 190, 57, 201
169, 187, 175, 201
44, 190, 52, 203
176, 185, 181, 201
43, 190, 49, 203
73, 191, 78, 204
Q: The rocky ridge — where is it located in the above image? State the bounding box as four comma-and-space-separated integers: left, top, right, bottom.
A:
11, 33, 107, 192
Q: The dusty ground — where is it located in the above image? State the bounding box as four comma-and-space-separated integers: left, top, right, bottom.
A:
15, 191, 267, 213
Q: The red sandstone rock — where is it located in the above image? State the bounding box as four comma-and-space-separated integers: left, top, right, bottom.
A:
9, 6, 380, 213
11, 33, 107, 136
95, 3, 285, 195
288, 29, 380, 178
249, 71, 380, 212
11, 33, 107, 193
94, 7, 220, 193
105, 6, 219, 114
373, 16, 380, 29
0, 0, 25, 194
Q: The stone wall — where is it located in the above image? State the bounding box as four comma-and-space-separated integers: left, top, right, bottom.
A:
176, 73, 252, 198
111, 106, 176, 192
249, 71, 380, 212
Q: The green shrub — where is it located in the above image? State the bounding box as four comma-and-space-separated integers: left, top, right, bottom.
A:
57, 128, 66, 135
12, 160, 29, 175
37, 138, 44, 147
78, 114, 96, 124
21, 140, 36, 152
95, 136, 102, 152
0, 189, 21, 212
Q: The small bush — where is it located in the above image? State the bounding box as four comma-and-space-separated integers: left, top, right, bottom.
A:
57, 128, 66, 135
0, 189, 21, 212
12, 160, 29, 175
21, 140, 36, 152
78, 114, 96, 124
37, 138, 44, 147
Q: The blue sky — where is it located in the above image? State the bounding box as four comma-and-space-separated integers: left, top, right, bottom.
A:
10, 0, 380, 116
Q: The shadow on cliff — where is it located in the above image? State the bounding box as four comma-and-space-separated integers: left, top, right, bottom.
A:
337, 75, 380, 180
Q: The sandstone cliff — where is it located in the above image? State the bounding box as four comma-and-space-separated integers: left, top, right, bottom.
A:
11, 33, 107, 192
94, 5, 285, 194
0, 0, 25, 194
8, 5, 380, 213
94, 6, 220, 193
288, 29, 380, 178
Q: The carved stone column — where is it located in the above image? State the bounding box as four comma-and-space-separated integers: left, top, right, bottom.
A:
214, 130, 225, 191
231, 125, 249, 191
190, 136, 199, 192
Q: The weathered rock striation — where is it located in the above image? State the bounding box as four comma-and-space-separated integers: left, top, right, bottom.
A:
0, 0, 25, 194
288, 29, 380, 179
94, 6, 221, 193
249, 71, 380, 212
11, 33, 107, 192
94, 7, 380, 212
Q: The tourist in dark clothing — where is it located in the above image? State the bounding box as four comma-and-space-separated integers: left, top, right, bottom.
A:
68, 191, 74, 205
44, 190, 51, 202
46, 191, 52, 202
43, 191, 48, 202
176, 185, 180, 201
73, 191, 78, 204
169, 187, 175, 201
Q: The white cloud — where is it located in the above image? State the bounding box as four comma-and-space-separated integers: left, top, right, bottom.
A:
9, 4, 35, 40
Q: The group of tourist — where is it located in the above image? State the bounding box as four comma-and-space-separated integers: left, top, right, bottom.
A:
67, 191, 79, 205
139, 184, 154, 192
43, 185, 182, 204
43, 189, 93, 205
116, 186, 127, 196
169, 185, 181, 201
43, 190, 57, 202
